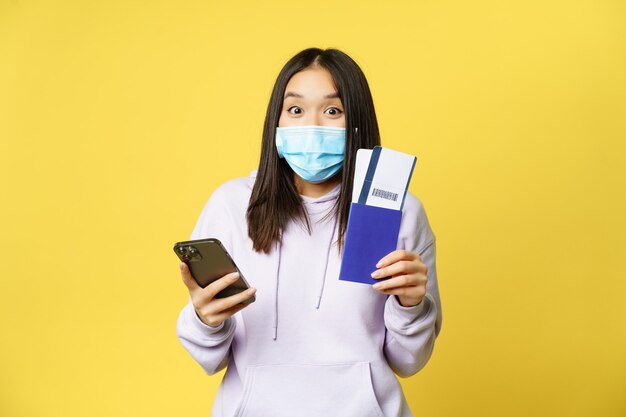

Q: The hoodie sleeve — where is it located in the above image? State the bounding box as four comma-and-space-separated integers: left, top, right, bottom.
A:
383, 194, 442, 377
177, 300, 236, 375
175, 184, 238, 375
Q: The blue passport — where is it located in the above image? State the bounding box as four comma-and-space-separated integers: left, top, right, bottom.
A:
339, 202, 402, 285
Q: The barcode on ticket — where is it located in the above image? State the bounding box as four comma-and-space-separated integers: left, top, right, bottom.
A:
371, 188, 398, 202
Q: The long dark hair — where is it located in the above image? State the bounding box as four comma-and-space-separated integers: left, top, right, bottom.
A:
247, 48, 381, 254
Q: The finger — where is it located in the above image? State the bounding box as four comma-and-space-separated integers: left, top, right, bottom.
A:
372, 274, 418, 291
371, 260, 421, 280
376, 286, 424, 298
375, 286, 414, 296
376, 250, 418, 269
203, 272, 241, 300
209, 303, 249, 325
180, 262, 201, 292
197, 286, 255, 322
211, 288, 257, 314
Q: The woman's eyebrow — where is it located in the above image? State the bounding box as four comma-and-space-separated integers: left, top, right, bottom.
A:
284, 91, 303, 99
283, 92, 341, 99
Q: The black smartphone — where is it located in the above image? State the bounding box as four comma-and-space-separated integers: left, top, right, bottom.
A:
173, 238, 255, 304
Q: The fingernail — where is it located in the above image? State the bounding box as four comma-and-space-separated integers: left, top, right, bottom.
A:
179, 262, 185, 270
247, 288, 256, 295
372, 283, 381, 289
376, 260, 383, 268
371, 270, 380, 278
229, 273, 239, 282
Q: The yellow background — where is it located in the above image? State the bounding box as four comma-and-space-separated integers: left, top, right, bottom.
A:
1, 0, 625, 416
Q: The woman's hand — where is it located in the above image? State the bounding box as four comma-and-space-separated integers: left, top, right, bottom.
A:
180, 262, 256, 328
371, 250, 428, 307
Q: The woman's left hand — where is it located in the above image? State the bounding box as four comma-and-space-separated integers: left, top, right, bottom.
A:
371, 250, 428, 307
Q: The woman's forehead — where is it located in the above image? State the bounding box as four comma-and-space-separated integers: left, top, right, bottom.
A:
284, 67, 339, 99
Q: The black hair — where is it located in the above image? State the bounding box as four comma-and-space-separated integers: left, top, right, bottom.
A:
247, 48, 381, 253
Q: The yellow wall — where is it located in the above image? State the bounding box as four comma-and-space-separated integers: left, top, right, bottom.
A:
1, 1, 625, 416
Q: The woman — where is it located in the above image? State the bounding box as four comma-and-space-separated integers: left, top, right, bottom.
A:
177, 48, 442, 417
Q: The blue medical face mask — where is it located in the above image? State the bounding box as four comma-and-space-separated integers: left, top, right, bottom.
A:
275, 125, 346, 184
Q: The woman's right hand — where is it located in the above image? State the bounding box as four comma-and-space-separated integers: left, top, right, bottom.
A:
180, 262, 256, 328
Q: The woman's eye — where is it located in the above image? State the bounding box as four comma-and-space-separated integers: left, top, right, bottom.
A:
325, 107, 343, 116
287, 106, 302, 115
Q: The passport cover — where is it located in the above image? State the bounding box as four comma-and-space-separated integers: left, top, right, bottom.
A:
339, 202, 402, 285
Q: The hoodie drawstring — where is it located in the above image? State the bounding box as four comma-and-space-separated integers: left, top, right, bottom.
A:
315, 214, 338, 309
272, 189, 340, 340
273, 236, 282, 341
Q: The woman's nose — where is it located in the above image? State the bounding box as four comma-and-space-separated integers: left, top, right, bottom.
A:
302, 112, 322, 126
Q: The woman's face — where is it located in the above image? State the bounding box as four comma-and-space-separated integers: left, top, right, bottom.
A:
278, 66, 346, 128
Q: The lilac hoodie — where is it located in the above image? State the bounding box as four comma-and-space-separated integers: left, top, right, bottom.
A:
176, 170, 442, 417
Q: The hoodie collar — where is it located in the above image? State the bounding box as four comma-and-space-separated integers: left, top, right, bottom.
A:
300, 183, 341, 205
